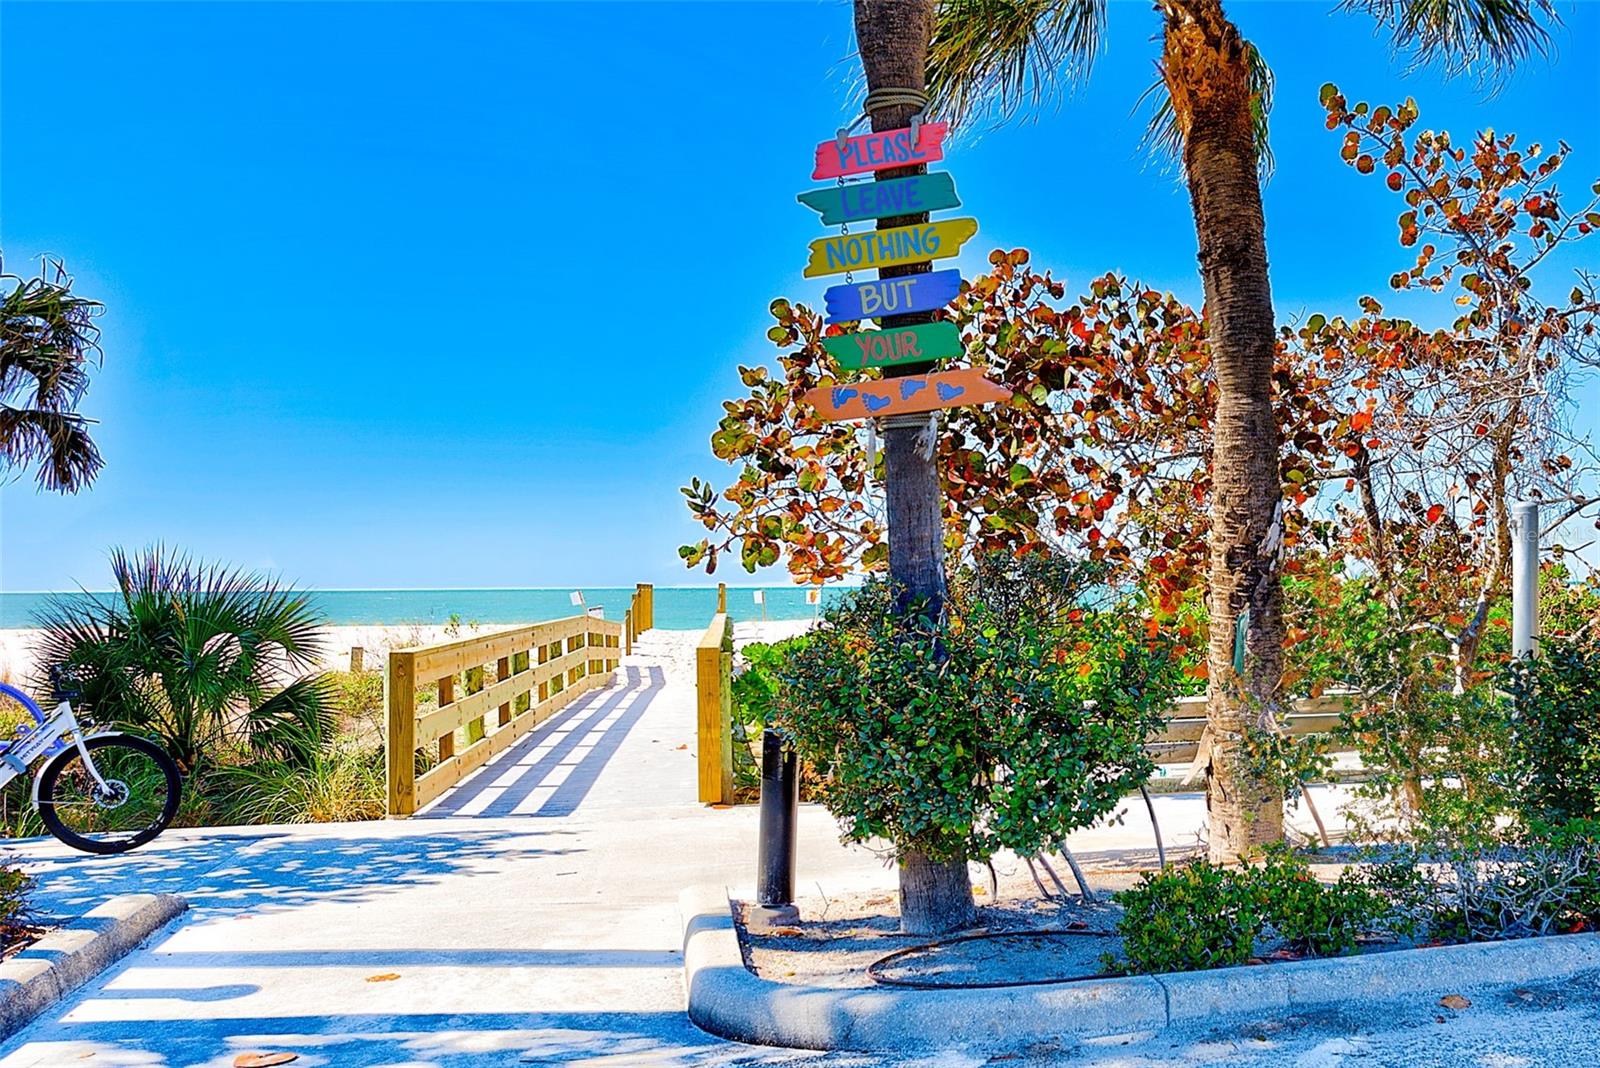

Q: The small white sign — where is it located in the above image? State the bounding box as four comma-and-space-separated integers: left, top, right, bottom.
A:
752, 590, 766, 604
569, 591, 585, 607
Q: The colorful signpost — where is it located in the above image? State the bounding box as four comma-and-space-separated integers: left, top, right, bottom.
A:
802, 368, 1012, 421
822, 269, 962, 324
812, 122, 949, 180
803, 217, 978, 278
823, 322, 962, 370
796, 173, 960, 225
795, 121, 1008, 424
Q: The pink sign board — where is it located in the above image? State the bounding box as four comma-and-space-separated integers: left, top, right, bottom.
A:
811, 123, 949, 180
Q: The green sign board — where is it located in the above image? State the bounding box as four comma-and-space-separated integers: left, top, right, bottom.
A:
823, 322, 963, 370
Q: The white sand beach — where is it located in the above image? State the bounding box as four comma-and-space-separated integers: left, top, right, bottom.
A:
0, 619, 817, 690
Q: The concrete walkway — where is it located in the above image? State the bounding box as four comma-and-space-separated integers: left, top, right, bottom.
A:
1, 631, 1598, 1066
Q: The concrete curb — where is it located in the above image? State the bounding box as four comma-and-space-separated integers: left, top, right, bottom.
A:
679, 884, 1600, 1052
0, 892, 187, 1039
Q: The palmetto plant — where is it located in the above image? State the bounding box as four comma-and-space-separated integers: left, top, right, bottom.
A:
0, 258, 105, 492
924, 0, 1560, 861
33, 547, 335, 773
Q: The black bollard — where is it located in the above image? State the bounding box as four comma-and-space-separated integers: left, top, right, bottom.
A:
756, 728, 798, 909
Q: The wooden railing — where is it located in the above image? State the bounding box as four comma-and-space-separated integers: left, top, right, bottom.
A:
386, 614, 624, 816
624, 583, 654, 655
696, 613, 734, 805
1145, 694, 1351, 764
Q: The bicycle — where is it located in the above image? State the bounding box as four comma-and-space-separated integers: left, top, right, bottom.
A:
0, 668, 182, 854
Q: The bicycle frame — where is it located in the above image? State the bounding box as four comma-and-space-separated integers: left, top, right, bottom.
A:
0, 681, 113, 806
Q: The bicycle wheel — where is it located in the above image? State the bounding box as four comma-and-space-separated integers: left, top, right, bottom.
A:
37, 734, 182, 854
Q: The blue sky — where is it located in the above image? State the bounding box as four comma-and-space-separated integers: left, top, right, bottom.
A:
2, 1, 1596, 592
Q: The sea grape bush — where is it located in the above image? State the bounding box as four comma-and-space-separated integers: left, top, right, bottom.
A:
1309, 84, 1600, 693
771, 552, 1182, 866
729, 636, 814, 796
683, 92, 1599, 673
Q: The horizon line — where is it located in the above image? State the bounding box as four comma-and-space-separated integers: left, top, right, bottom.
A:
0, 582, 865, 595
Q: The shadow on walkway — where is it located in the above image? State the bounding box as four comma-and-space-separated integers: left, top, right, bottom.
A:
419, 665, 665, 820
12, 827, 579, 922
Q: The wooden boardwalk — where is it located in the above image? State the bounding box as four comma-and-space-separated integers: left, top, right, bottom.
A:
417, 665, 666, 819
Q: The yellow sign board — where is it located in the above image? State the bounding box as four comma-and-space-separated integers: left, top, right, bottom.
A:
802, 218, 978, 279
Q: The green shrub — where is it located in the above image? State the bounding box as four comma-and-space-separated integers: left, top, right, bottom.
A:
1505, 638, 1600, 825
1115, 848, 1391, 974
330, 669, 384, 723
730, 637, 809, 794
774, 552, 1182, 865
0, 863, 34, 952
1115, 860, 1264, 973
732, 638, 807, 733
1253, 846, 1387, 957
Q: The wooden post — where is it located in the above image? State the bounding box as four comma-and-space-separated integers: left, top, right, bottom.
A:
386, 650, 417, 817
464, 666, 486, 744
625, 609, 633, 655
717, 582, 727, 614
437, 674, 456, 760
349, 646, 365, 673
636, 583, 654, 631
696, 614, 734, 804
498, 656, 513, 727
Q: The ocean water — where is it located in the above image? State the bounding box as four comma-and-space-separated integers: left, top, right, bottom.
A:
0, 586, 851, 631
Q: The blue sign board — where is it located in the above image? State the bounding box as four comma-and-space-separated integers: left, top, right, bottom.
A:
822, 269, 962, 325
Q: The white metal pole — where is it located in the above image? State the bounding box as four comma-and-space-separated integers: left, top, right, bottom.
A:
1510, 501, 1540, 658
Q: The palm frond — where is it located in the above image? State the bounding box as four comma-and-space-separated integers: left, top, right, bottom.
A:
1343, 0, 1559, 83
0, 406, 104, 491
0, 264, 105, 492
34, 546, 333, 771
246, 674, 337, 767
929, 0, 1106, 127
1140, 37, 1275, 177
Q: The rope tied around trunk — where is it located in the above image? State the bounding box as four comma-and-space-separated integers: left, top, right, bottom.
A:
837, 87, 932, 151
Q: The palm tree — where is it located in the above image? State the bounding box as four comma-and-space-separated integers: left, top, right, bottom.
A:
853, 0, 979, 935
0, 258, 106, 492
33, 546, 334, 774
927, 0, 1559, 862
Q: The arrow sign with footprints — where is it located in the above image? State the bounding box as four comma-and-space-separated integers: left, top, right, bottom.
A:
802, 367, 1012, 421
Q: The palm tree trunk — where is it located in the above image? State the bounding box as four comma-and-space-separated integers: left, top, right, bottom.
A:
1161, 0, 1284, 862
854, 0, 975, 934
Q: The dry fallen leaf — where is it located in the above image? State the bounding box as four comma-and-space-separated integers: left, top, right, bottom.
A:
674, 744, 688, 750
365, 973, 401, 983
771, 926, 804, 937
234, 1054, 298, 1068
1439, 994, 1471, 1010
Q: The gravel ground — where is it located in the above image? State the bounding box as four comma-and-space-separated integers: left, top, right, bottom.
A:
740, 884, 1124, 988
